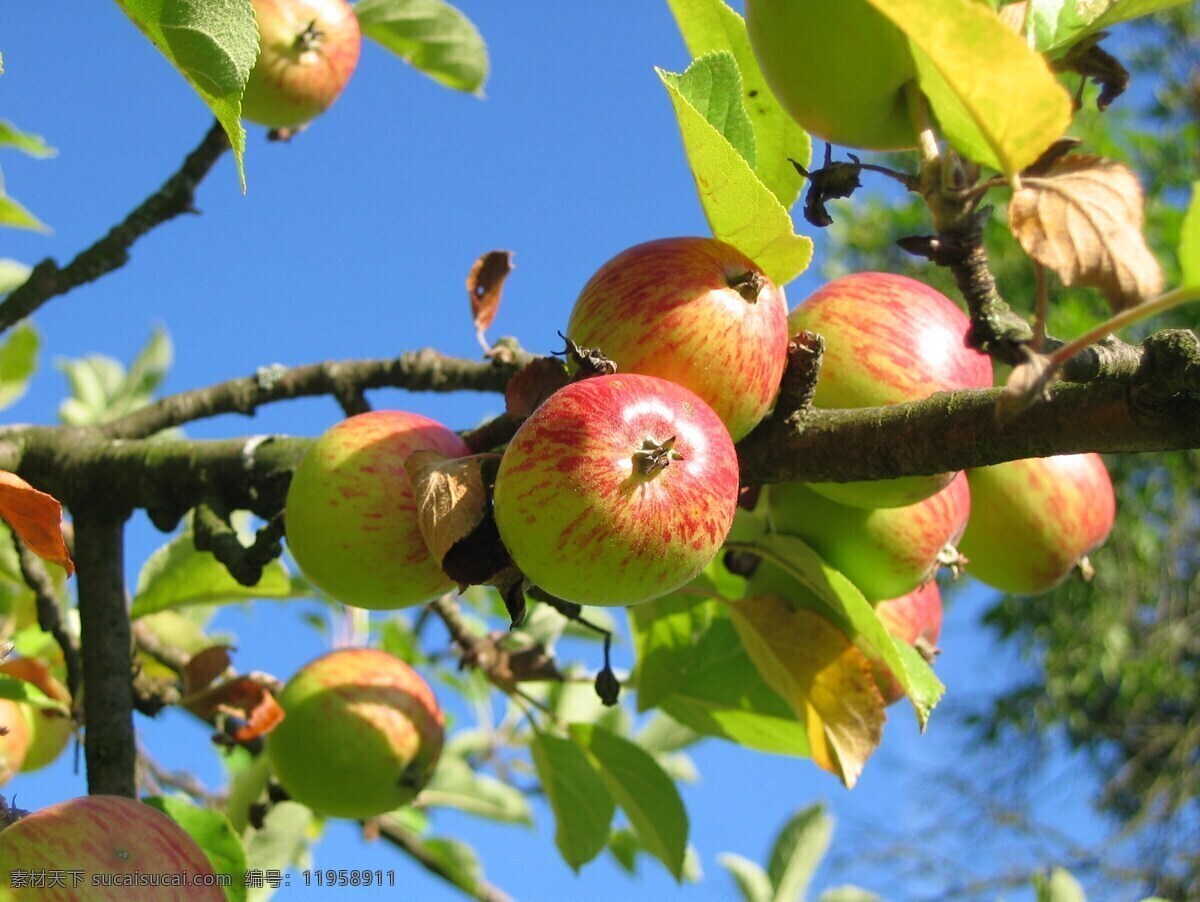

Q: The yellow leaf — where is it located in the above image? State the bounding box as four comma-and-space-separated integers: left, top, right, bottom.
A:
728, 595, 885, 787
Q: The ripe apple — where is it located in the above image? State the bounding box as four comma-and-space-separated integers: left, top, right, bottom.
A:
0, 658, 72, 774
241, 0, 362, 129
788, 272, 993, 508
492, 373, 740, 606
266, 648, 444, 819
565, 237, 789, 441
769, 471, 970, 602
0, 794, 224, 900
0, 703, 30, 786
746, 0, 918, 151
959, 453, 1116, 595
285, 410, 471, 610
872, 581, 943, 705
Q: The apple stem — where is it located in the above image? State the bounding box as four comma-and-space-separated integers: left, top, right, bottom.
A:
727, 269, 766, 303
632, 436, 683, 475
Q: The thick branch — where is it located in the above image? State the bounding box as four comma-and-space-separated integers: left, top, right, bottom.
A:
100, 349, 528, 441
0, 121, 229, 334
74, 509, 135, 797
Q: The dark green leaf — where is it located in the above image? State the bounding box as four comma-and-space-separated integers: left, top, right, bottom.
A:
530, 729, 614, 870
416, 837, 481, 894
145, 796, 247, 902
355, 0, 489, 94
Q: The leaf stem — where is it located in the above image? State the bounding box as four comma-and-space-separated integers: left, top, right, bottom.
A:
1048, 285, 1200, 368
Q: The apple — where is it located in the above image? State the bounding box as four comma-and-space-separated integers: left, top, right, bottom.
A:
872, 581, 943, 705
959, 453, 1116, 595
565, 237, 789, 441
746, 0, 918, 151
0, 795, 224, 900
492, 373, 740, 606
770, 471, 970, 602
0, 704, 30, 787
0, 658, 72, 774
285, 410, 471, 610
266, 648, 444, 819
788, 272, 993, 508
241, 0, 362, 129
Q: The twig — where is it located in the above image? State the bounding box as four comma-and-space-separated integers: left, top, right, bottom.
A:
192, 503, 285, 587
0, 120, 230, 335
372, 815, 515, 902
14, 538, 82, 711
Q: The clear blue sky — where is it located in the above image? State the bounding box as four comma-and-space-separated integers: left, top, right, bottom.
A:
1, 4, 1121, 900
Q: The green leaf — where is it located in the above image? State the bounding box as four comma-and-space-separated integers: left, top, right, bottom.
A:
768, 804, 832, 902
1035, 866, 1086, 902
865, 0, 1071, 174
664, 0, 809, 208
144, 796, 248, 902
569, 723, 689, 881
354, 0, 489, 95
629, 578, 812, 756
0, 321, 39, 412
56, 328, 173, 425
417, 755, 533, 824
0, 674, 69, 714
1029, 0, 1196, 54
0, 260, 30, 297
415, 836, 482, 894
662, 52, 756, 167
739, 534, 944, 727
113, 0, 255, 190
0, 191, 49, 233
0, 121, 56, 159
224, 748, 272, 834
243, 802, 313, 902
130, 518, 298, 619
529, 729, 615, 871
817, 888, 884, 902
1180, 181, 1200, 288
717, 853, 773, 902
635, 712, 701, 754
658, 63, 812, 286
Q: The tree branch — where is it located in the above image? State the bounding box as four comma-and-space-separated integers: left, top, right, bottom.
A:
15, 539, 82, 712
0, 121, 230, 335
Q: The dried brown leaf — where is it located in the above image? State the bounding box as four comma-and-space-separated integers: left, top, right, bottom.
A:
182, 645, 233, 696
504, 357, 570, 419
405, 450, 490, 564
996, 350, 1060, 419
466, 250, 514, 335
181, 675, 284, 742
0, 471, 74, 576
1010, 154, 1164, 311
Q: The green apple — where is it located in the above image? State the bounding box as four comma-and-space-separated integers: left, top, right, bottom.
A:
285, 410, 471, 610
770, 472, 970, 602
266, 648, 444, 819
492, 373, 740, 606
0, 658, 72, 773
566, 237, 789, 441
959, 453, 1116, 595
746, 0, 918, 151
873, 581, 942, 705
242, 0, 362, 129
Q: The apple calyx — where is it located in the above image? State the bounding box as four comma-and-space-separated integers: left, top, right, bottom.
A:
296, 19, 323, 52
555, 332, 617, 379
632, 436, 682, 475
913, 635, 940, 665
726, 268, 766, 303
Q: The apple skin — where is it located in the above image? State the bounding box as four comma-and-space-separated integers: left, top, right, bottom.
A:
266, 648, 444, 819
872, 581, 943, 705
566, 237, 789, 441
0, 702, 30, 786
0, 658, 72, 774
285, 410, 471, 610
770, 471, 970, 602
746, 0, 918, 151
241, 0, 362, 129
788, 272, 993, 508
492, 373, 740, 606
0, 795, 223, 901
959, 453, 1116, 595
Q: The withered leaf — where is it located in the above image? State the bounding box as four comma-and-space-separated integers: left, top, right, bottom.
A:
182, 675, 284, 742
1010, 154, 1164, 311
996, 350, 1059, 419
998, 1, 1028, 35
466, 250, 514, 336
182, 645, 234, 697
405, 450, 492, 565
729, 595, 886, 788
504, 357, 570, 420
0, 471, 74, 576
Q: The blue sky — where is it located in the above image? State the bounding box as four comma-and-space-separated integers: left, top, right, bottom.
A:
0, 4, 1123, 900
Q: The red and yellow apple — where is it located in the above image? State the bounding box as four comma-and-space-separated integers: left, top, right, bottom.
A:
959, 453, 1116, 595
241, 0, 362, 129
0, 795, 223, 900
492, 373, 740, 606
872, 581, 943, 705
788, 272, 993, 508
770, 472, 970, 602
565, 237, 789, 441
285, 410, 471, 610
0, 703, 30, 786
266, 648, 444, 819
0, 658, 72, 775
745, 0, 918, 151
